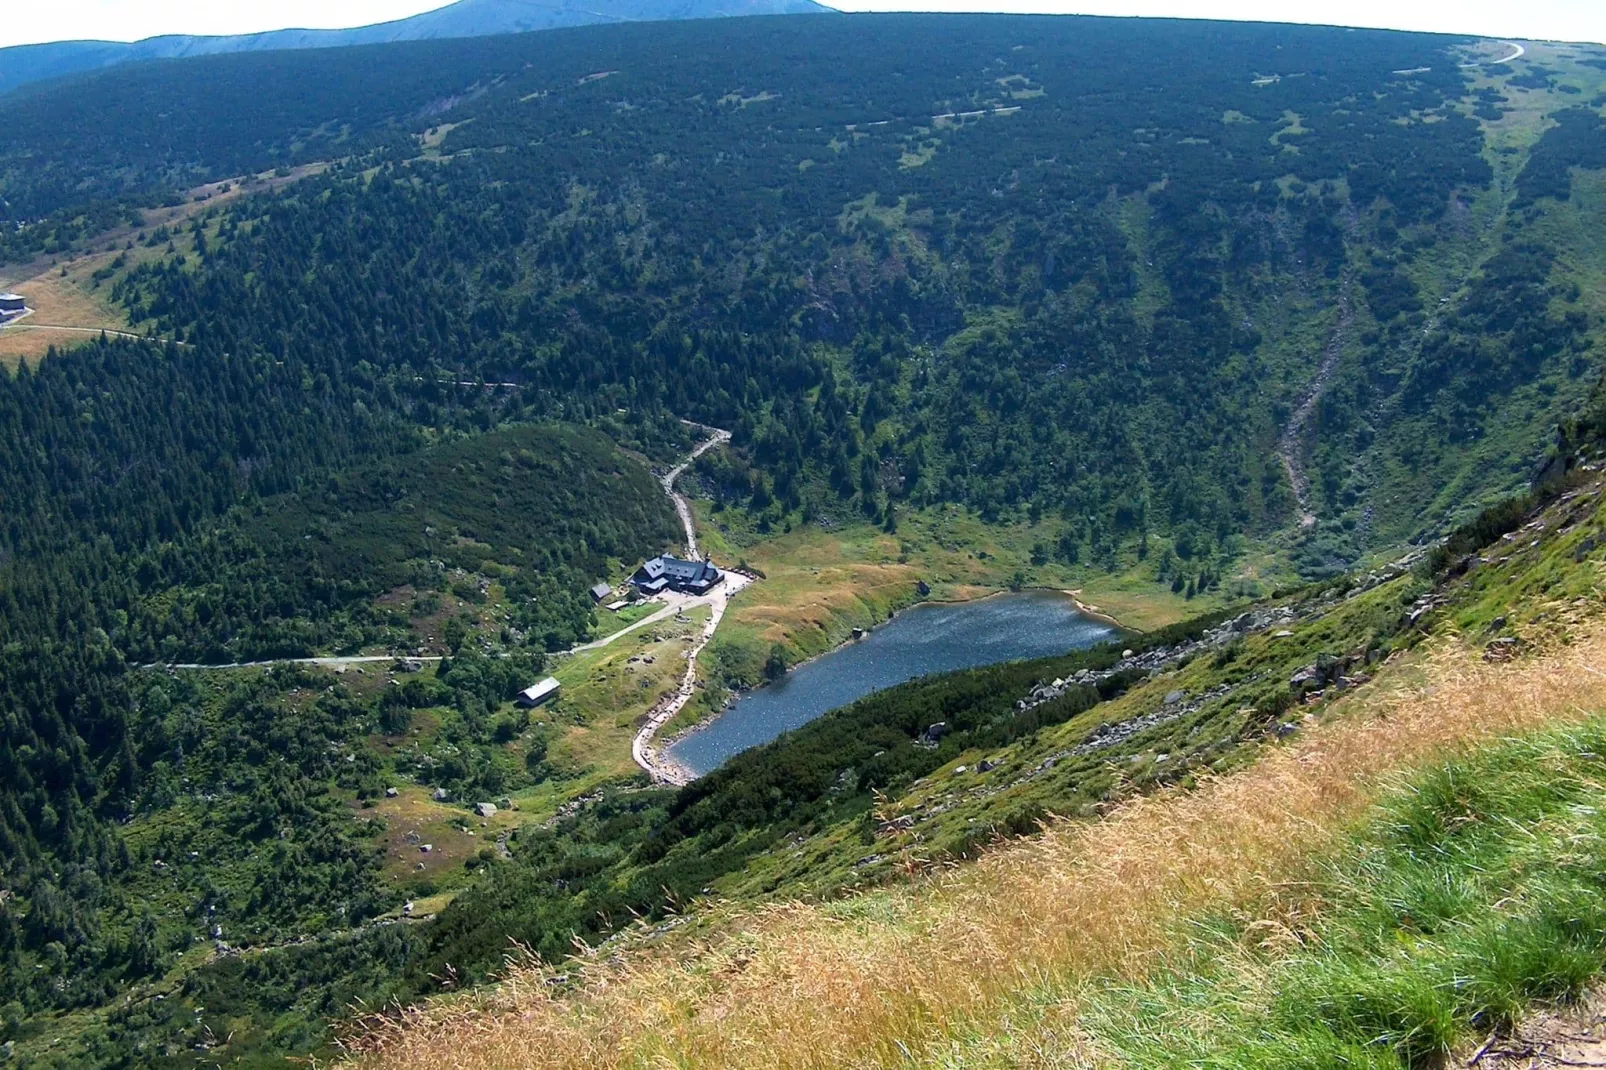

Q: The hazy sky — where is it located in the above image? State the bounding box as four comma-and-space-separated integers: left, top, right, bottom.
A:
1, 0, 1602, 49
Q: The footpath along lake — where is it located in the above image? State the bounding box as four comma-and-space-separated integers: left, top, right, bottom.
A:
667, 590, 1117, 775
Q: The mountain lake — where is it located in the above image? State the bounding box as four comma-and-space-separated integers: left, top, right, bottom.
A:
667, 589, 1118, 775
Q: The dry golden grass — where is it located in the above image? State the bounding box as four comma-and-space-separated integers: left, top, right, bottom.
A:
342, 621, 1606, 1070
0, 327, 91, 369
0, 264, 133, 368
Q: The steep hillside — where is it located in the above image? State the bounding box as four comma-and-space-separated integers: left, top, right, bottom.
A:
0, 0, 832, 98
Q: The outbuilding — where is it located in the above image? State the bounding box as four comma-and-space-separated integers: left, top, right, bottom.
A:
515, 676, 562, 708
589, 582, 612, 603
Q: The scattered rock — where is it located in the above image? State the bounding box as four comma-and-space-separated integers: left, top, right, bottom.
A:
475, 802, 498, 819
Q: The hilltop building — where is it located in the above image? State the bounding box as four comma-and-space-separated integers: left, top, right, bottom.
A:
0, 293, 26, 320
632, 555, 723, 595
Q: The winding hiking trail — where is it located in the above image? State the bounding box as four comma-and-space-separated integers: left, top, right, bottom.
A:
629, 421, 744, 785
629, 571, 751, 786
663, 422, 731, 558
1277, 277, 1354, 529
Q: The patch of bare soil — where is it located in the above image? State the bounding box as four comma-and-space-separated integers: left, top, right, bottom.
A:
1467, 990, 1606, 1068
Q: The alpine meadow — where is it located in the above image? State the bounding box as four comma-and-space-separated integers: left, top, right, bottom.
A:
2, 9, 1606, 1068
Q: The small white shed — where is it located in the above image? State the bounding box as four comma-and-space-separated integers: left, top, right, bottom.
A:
515, 676, 561, 708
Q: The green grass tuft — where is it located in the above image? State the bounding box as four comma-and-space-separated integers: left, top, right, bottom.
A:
1077, 721, 1606, 1068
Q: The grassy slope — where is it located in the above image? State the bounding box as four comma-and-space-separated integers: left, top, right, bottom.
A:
340, 462, 1606, 1069
1077, 721, 1606, 1067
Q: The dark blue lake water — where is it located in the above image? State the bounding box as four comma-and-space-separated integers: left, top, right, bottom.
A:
667, 590, 1116, 775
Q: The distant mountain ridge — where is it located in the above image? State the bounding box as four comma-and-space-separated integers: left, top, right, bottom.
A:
0, 0, 834, 97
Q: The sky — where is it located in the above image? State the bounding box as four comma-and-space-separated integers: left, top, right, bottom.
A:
1, 0, 1602, 49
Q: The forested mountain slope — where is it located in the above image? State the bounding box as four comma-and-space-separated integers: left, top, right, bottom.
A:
61, 17, 1606, 568
0, 14, 1605, 1067
0, 0, 832, 98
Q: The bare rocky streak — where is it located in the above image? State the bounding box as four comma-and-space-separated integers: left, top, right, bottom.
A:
1278, 276, 1355, 528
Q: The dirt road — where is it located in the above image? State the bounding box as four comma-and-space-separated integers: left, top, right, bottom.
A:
663, 422, 731, 558
630, 572, 752, 786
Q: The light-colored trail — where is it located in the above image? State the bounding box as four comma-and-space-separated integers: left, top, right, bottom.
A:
630, 572, 751, 786
663, 422, 731, 558
565, 593, 698, 655
1277, 282, 1354, 529
0, 308, 179, 342
147, 653, 440, 671
629, 421, 743, 784
18, 323, 148, 340
1461, 41, 1526, 67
